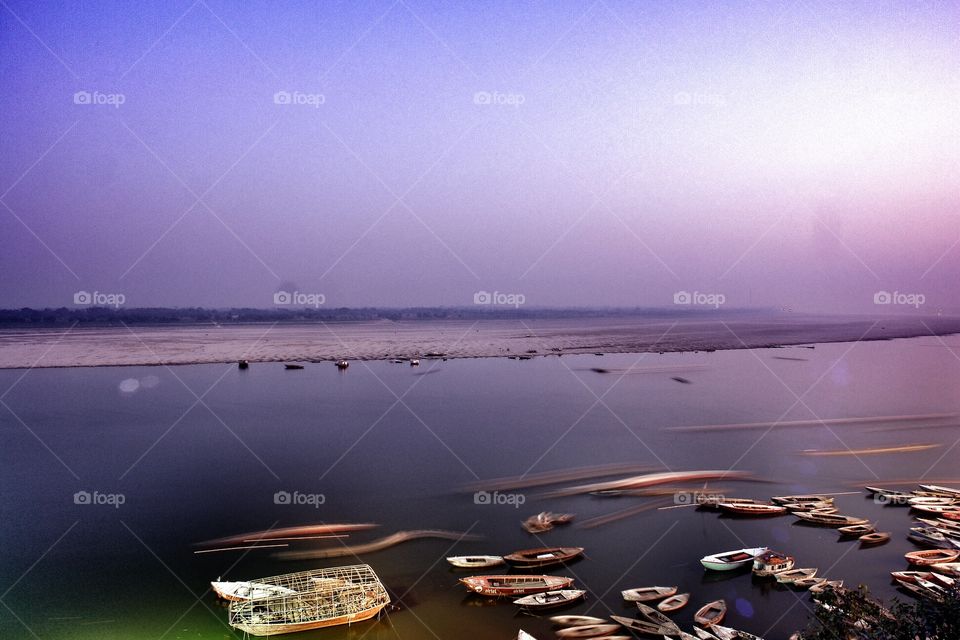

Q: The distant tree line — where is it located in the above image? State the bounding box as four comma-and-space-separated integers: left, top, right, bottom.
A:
0, 306, 761, 327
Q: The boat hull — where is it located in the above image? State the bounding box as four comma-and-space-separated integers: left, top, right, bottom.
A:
235, 602, 386, 636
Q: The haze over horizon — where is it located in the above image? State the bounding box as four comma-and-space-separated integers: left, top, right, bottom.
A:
1, 1, 958, 313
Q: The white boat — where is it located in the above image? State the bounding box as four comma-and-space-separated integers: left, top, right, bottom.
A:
700, 547, 768, 571
621, 585, 677, 602
211, 580, 297, 602
445, 555, 504, 568
554, 623, 622, 638
518, 631, 537, 640
513, 589, 586, 609
550, 615, 608, 626
775, 567, 817, 584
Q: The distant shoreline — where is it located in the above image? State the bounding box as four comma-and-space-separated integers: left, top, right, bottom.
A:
0, 313, 957, 370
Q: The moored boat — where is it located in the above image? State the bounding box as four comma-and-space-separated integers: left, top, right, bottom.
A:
793, 512, 869, 527
284, 363, 304, 370
905, 549, 960, 566
621, 585, 677, 602
656, 592, 690, 612
907, 526, 959, 548
718, 502, 786, 516
919, 484, 960, 497
550, 614, 608, 626
610, 615, 670, 635
335, 359, 349, 369
753, 550, 795, 576
635, 603, 681, 635
504, 546, 584, 568
445, 555, 504, 568
693, 599, 726, 626
808, 579, 843, 594
791, 576, 823, 590
775, 567, 817, 584
931, 562, 960, 576
771, 494, 834, 505
460, 574, 574, 596
513, 589, 586, 610
782, 501, 836, 513
859, 532, 890, 546
700, 547, 768, 571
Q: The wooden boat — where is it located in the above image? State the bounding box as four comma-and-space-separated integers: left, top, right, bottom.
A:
775, 567, 817, 584
445, 555, 504, 568
771, 495, 834, 505
793, 512, 869, 527
610, 615, 672, 635
864, 486, 884, 495
931, 562, 960, 576
504, 547, 584, 568
656, 592, 689, 612
284, 364, 304, 370
550, 614, 608, 626
635, 603, 681, 635
838, 524, 874, 537
911, 504, 960, 515
621, 585, 677, 602
875, 489, 913, 505
697, 497, 760, 510
753, 550, 795, 576
238, 359, 249, 369
554, 624, 621, 638
335, 359, 349, 369
693, 599, 726, 626
859, 532, 890, 546
513, 589, 586, 610
898, 580, 941, 602
700, 547, 768, 571
226, 564, 389, 636
460, 575, 574, 596
693, 629, 722, 640
808, 580, 842, 594
891, 570, 933, 584
941, 510, 960, 521
905, 549, 960, 566
212, 581, 297, 602
907, 526, 958, 548
782, 501, 836, 513
909, 496, 957, 507
919, 484, 960, 497
712, 625, 763, 640
718, 502, 786, 516
791, 576, 823, 590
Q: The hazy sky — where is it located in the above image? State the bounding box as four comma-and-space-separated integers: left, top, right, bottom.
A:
1, 1, 957, 312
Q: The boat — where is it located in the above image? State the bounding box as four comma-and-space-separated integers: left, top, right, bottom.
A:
905, 549, 960, 566
775, 567, 817, 584
554, 624, 621, 638
656, 592, 690, 612
919, 484, 960, 497
838, 524, 874, 537
693, 599, 726, 626
522, 511, 575, 534
753, 550, 795, 576
610, 615, 674, 635
445, 555, 504, 568
909, 496, 957, 507
226, 564, 389, 636
931, 562, 960, 576
503, 546, 584, 568
589, 489, 624, 497
700, 547, 768, 571
808, 580, 843, 594
718, 502, 786, 516
791, 576, 824, 590
409, 359, 420, 366
460, 575, 574, 596
518, 631, 536, 640
621, 585, 677, 602
712, 625, 762, 640
635, 603, 681, 635
335, 359, 349, 369
211, 581, 298, 602
238, 360, 249, 369
284, 364, 304, 370
693, 629, 722, 640
513, 589, 586, 610
907, 526, 959, 548
911, 504, 960, 516
550, 614, 609, 626
771, 495, 834, 505
864, 486, 884, 495
859, 532, 890, 546
781, 501, 836, 513
941, 510, 960, 521
697, 497, 760, 510
892, 570, 934, 584
793, 512, 869, 527
875, 489, 913, 505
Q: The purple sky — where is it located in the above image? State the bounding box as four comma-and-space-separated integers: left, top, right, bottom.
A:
1, 1, 958, 312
